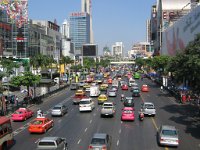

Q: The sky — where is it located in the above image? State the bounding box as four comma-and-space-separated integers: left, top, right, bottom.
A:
28, 0, 156, 55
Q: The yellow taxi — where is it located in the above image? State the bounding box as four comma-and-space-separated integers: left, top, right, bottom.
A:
100, 84, 108, 91
75, 89, 85, 96
83, 83, 91, 89
98, 94, 108, 105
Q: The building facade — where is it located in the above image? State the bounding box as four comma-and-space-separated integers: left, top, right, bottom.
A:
69, 12, 90, 56
112, 42, 124, 57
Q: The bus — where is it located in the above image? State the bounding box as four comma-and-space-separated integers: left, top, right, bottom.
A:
0, 117, 14, 150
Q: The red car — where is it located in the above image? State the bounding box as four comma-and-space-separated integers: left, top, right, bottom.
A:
11, 108, 34, 121
141, 84, 149, 92
28, 117, 54, 133
107, 78, 112, 84
121, 84, 128, 90
121, 107, 135, 121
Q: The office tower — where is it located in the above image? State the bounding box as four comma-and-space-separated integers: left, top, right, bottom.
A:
81, 0, 93, 43
69, 12, 90, 55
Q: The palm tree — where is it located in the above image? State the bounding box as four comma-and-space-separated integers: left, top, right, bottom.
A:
60, 56, 73, 74
30, 54, 45, 74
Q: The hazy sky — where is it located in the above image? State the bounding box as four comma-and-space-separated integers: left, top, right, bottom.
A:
28, 0, 156, 55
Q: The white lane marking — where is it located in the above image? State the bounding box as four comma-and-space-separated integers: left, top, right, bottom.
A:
97, 108, 99, 111
77, 139, 81, 144
35, 138, 40, 143
121, 121, 123, 124
119, 129, 121, 134
58, 119, 62, 123
117, 140, 119, 146
90, 120, 92, 124
93, 113, 96, 116
85, 128, 88, 132
71, 108, 74, 111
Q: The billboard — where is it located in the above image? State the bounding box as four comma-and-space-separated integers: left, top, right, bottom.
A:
162, 5, 200, 56
82, 44, 97, 56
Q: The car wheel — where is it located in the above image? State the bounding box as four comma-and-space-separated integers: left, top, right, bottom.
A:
44, 128, 47, 133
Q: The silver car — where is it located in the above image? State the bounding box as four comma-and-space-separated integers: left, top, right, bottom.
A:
51, 104, 68, 116
88, 133, 112, 150
158, 125, 179, 147
37, 137, 68, 150
141, 102, 156, 116
108, 90, 117, 97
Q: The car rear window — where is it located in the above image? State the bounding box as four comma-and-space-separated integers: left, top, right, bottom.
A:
80, 101, 90, 104
123, 110, 133, 113
53, 106, 61, 110
162, 129, 177, 136
38, 141, 56, 146
32, 120, 43, 125
14, 111, 23, 114
91, 138, 105, 144
145, 104, 154, 109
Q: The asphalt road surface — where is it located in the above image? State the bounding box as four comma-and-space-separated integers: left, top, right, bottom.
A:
10, 77, 200, 150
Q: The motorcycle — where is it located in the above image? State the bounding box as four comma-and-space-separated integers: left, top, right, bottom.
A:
121, 94, 125, 101
139, 111, 144, 121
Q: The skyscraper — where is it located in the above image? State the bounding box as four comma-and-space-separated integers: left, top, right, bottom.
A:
81, 0, 93, 43
69, 12, 90, 55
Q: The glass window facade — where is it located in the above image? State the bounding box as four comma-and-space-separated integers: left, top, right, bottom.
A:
69, 12, 90, 55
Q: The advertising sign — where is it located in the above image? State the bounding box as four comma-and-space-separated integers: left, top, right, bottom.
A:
162, 5, 200, 56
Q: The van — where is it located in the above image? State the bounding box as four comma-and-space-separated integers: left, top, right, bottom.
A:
79, 98, 95, 112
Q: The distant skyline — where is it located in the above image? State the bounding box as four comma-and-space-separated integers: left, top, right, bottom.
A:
28, 0, 156, 55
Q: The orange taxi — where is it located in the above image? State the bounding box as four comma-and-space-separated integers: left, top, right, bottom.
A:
141, 84, 149, 92
28, 117, 54, 133
107, 78, 112, 84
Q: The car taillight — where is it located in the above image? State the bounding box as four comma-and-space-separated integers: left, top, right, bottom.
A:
160, 138, 164, 142
176, 140, 179, 143
102, 145, 107, 150
88, 145, 93, 150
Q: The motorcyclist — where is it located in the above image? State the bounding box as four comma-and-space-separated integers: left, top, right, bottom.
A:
139, 109, 144, 120
37, 109, 43, 118
121, 94, 125, 101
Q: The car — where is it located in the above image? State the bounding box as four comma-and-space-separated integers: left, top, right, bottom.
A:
121, 107, 135, 121
88, 133, 112, 150
70, 83, 79, 90
111, 86, 118, 91
128, 78, 135, 87
107, 78, 112, 84
73, 95, 88, 104
141, 84, 149, 92
101, 102, 115, 117
132, 88, 140, 97
51, 104, 68, 116
11, 108, 34, 121
98, 94, 108, 104
130, 85, 139, 92
37, 137, 68, 150
108, 90, 117, 97
158, 125, 179, 147
79, 98, 95, 112
28, 117, 54, 133
124, 97, 134, 107
100, 84, 108, 91
134, 72, 140, 79
75, 89, 85, 96
141, 102, 156, 116
83, 83, 91, 91
79, 81, 85, 87
121, 84, 128, 90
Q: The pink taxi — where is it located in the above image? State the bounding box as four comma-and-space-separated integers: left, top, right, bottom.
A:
11, 108, 34, 121
121, 107, 135, 121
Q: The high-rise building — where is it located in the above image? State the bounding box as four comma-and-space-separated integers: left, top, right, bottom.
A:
69, 12, 90, 56
112, 42, 124, 57
81, 0, 93, 43
146, 19, 151, 43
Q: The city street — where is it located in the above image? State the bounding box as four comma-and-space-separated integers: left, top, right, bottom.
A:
10, 77, 200, 150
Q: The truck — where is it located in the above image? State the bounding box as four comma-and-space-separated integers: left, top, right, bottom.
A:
90, 85, 100, 97
101, 102, 115, 117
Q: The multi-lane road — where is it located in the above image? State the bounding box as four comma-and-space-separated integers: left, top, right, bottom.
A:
10, 77, 200, 150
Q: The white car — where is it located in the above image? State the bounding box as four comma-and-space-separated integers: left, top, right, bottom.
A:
108, 90, 117, 97
141, 102, 156, 116
79, 98, 95, 112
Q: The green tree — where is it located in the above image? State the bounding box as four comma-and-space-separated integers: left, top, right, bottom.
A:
60, 56, 73, 73
0, 58, 19, 75
10, 71, 41, 96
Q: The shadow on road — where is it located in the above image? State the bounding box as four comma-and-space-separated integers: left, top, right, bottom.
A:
160, 104, 200, 139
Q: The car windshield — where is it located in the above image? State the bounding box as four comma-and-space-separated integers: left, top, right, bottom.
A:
162, 129, 177, 136
91, 138, 105, 144
32, 120, 43, 125
80, 101, 90, 104
129, 80, 134, 83
53, 106, 61, 110
103, 104, 113, 107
